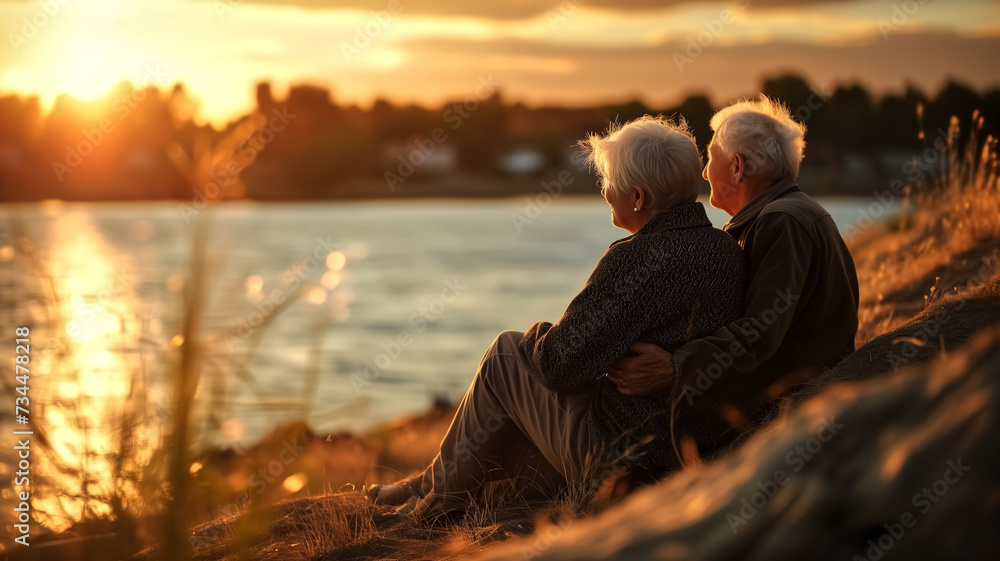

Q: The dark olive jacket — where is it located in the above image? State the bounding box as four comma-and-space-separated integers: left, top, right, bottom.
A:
673, 179, 860, 426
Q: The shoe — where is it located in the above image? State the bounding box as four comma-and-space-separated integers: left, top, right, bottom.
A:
367, 483, 418, 506
401, 490, 466, 527
366, 471, 427, 506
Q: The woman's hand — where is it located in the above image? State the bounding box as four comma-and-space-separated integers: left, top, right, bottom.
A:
605, 343, 675, 396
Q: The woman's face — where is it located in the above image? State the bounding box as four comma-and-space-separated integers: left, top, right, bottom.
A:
602, 180, 637, 233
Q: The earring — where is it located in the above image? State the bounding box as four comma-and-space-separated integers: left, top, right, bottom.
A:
633, 207, 638, 212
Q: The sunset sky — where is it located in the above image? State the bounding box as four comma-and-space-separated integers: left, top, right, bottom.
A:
1, 0, 998, 124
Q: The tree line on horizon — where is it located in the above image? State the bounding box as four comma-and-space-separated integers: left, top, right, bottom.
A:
0, 74, 996, 202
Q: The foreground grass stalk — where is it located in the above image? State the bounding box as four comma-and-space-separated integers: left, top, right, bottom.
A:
165, 213, 212, 561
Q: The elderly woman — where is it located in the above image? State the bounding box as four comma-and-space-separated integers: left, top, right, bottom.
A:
369, 115, 745, 521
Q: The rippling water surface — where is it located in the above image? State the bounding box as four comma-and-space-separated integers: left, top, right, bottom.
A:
0, 196, 882, 449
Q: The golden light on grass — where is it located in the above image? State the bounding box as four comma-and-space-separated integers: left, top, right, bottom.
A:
282, 473, 309, 494
680, 437, 703, 467
326, 251, 347, 271
0, 246, 13, 261
171, 334, 185, 347
683, 491, 710, 519
189, 461, 204, 475
321, 271, 342, 290
881, 446, 906, 480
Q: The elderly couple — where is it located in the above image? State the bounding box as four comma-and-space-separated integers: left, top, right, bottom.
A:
368, 95, 860, 521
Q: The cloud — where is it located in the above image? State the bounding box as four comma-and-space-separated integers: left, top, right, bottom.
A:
198, 0, 865, 21
338, 31, 1000, 107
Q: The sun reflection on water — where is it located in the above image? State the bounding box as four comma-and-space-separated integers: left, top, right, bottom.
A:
29, 211, 162, 532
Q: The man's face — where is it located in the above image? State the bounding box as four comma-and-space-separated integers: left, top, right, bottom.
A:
704, 142, 737, 215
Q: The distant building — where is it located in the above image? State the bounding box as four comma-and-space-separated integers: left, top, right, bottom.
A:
381, 141, 457, 174
498, 147, 545, 176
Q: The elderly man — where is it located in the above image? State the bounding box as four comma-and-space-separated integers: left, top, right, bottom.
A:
607, 96, 860, 458
369, 116, 745, 520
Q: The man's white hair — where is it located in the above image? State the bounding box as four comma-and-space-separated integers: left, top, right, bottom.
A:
580, 115, 703, 210
709, 95, 806, 181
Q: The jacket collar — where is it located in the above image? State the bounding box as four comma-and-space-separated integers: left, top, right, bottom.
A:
722, 178, 800, 238
610, 202, 712, 247
641, 201, 712, 233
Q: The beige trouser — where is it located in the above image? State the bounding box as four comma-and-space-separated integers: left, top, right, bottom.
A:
421, 330, 593, 509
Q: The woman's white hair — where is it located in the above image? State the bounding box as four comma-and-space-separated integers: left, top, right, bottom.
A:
709, 95, 806, 181
580, 115, 703, 210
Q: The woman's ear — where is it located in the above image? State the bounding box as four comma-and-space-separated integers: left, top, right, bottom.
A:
632, 186, 645, 211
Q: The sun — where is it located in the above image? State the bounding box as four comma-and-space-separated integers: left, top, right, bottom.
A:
58, 43, 130, 99
36, 0, 139, 100
0, 2, 139, 105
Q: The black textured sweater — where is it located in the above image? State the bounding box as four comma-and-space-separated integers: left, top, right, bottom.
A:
517, 202, 745, 471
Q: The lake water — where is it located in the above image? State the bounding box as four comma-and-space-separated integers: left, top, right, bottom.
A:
0, 195, 883, 450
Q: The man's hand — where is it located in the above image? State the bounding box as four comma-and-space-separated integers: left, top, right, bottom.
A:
605, 343, 675, 396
